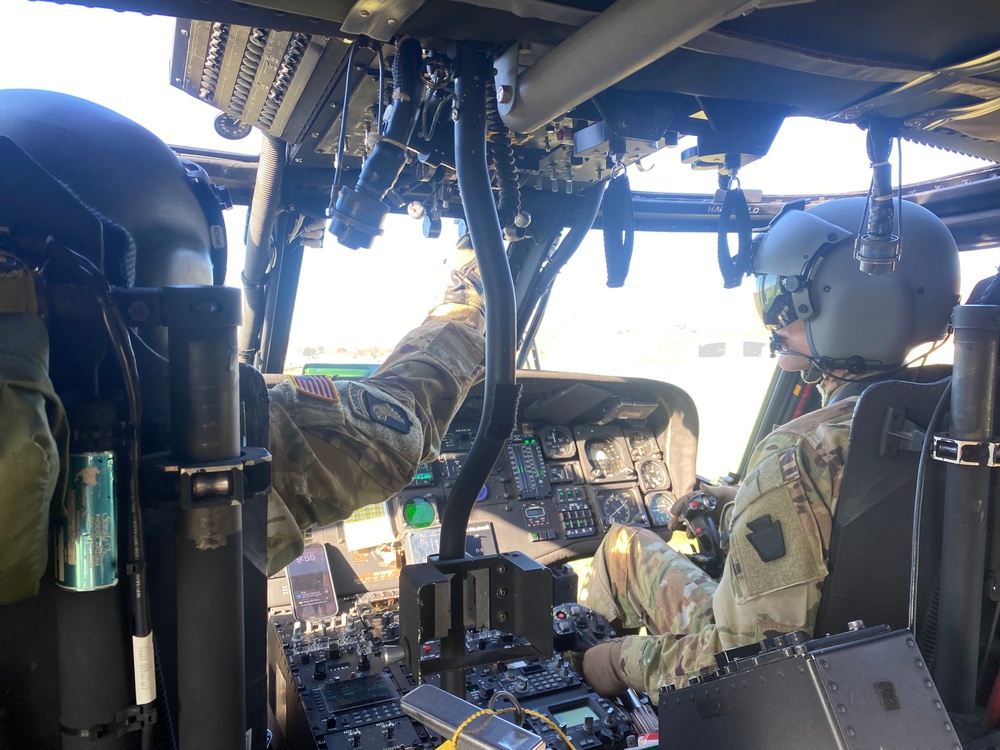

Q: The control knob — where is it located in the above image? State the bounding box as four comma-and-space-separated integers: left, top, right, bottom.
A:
313, 659, 327, 681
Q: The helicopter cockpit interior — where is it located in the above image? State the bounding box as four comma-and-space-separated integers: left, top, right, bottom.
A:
4, 0, 1000, 748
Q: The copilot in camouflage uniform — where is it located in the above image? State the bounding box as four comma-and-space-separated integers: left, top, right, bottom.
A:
578, 196, 960, 700
580, 387, 857, 700
265, 251, 486, 573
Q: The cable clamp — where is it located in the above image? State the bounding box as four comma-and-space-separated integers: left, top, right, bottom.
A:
60, 704, 158, 740
931, 434, 1000, 467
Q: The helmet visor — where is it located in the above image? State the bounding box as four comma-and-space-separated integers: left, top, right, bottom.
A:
754, 274, 799, 332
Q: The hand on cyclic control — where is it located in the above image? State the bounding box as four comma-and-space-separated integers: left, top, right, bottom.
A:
667, 483, 739, 532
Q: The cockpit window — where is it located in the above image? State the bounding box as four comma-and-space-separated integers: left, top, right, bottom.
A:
284, 215, 460, 372
530, 229, 776, 478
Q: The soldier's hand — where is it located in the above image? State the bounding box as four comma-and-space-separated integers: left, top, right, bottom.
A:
700, 483, 739, 506
668, 483, 739, 532
441, 245, 484, 312
581, 638, 628, 697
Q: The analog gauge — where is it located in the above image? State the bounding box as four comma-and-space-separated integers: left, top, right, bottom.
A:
548, 463, 578, 484
628, 431, 656, 459
541, 426, 576, 459
638, 460, 670, 492
646, 491, 677, 527
213, 112, 253, 140
594, 488, 646, 527
402, 496, 436, 529
584, 437, 624, 479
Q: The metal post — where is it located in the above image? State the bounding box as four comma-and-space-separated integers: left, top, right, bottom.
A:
934, 304, 1000, 713
164, 286, 246, 750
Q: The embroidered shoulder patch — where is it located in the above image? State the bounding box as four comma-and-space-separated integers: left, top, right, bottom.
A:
287, 374, 340, 403
346, 382, 412, 434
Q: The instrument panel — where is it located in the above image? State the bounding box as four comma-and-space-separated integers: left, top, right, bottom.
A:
270, 373, 698, 599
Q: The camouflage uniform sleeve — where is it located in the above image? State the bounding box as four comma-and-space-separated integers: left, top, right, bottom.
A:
610, 399, 855, 700
265, 251, 486, 573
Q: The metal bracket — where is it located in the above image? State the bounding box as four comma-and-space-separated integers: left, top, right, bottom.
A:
880, 405, 928, 457
142, 446, 272, 509
931, 434, 1000, 467
341, 0, 426, 42
492, 42, 552, 120
399, 551, 553, 680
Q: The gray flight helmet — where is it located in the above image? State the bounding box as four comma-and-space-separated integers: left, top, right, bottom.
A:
752, 196, 960, 370
0, 89, 222, 288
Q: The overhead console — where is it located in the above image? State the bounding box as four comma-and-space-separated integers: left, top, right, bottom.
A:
270, 371, 698, 603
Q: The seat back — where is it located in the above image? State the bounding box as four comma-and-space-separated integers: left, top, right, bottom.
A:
814, 376, 949, 636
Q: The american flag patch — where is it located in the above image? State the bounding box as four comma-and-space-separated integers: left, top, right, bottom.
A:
287, 375, 340, 403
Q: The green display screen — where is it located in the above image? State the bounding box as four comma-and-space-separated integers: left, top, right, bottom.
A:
302, 363, 379, 378
403, 497, 436, 529
551, 702, 596, 728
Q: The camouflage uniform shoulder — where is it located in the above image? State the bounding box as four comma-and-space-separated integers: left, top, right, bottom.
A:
743, 396, 858, 519
757, 396, 858, 457
778, 396, 857, 437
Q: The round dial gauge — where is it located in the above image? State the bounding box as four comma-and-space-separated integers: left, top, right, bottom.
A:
595, 489, 646, 526
402, 496, 436, 528
585, 437, 624, 479
214, 113, 253, 140
541, 426, 576, 459
638, 460, 669, 492
646, 491, 677, 527
628, 431, 656, 459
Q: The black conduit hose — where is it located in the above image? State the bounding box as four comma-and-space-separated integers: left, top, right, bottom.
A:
487, 87, 520, 235
239, 134, 286, 364
439, 46, 519, 561
517, 180, 608, 338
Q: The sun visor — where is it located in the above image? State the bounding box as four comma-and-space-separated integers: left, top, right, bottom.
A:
752, 208, 855, 278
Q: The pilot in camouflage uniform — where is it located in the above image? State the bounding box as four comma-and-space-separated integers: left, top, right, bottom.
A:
264, 251, 486, 574
578, 196, 962, 700
580, 388, 855, 698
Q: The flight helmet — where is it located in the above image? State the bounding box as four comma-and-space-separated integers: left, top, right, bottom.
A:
751, 196, 960, 373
